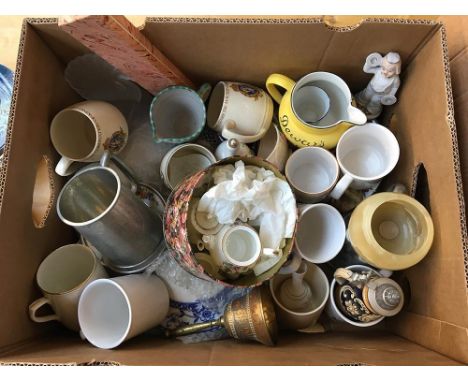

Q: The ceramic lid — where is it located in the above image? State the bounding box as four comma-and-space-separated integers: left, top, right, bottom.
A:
363, 277, 404, 317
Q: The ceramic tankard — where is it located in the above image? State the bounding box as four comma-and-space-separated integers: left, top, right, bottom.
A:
266, 72, 367, 149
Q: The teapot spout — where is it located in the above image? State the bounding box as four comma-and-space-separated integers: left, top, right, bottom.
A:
346, 105, 367, 126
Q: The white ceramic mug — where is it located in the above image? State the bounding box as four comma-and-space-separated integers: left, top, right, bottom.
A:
330, 123, 400, 199
202, 224, 262, 279
29, 244, 108, 331
295, 203, 346, 263
285, 147, 339, 203
326, 265, 385, 328
78, 274, 169, 349
207, 81, 273, 143
50, 100, 128, 176
270, 262, 329, 330
160, 143, 216, 190
257, 122, 291, 172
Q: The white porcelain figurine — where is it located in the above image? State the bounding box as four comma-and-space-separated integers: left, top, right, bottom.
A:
355, 52, 402, 120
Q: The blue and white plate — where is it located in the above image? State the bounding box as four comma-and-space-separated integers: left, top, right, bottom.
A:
0, 64, 14, 158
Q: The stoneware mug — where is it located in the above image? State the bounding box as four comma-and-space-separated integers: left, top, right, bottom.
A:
257, 122, 291, 172
29, 244, 108, 332
207, 81, 274, 143
78, 274, 169, 349
50, 100, 128, 176
330, 123, 400, 199
285, 146, 339, 203
150, 83, 211, 144
160, 143, 217, 190
270, 261, 329, 330
294, 203, 346, 264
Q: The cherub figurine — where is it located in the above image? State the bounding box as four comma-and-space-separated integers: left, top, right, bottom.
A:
355, 52, 401, 120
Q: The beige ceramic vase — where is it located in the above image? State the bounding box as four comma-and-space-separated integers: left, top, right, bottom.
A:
347, 192, 434, 270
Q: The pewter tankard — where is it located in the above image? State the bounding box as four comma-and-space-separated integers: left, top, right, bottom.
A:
57, 152, 165, 273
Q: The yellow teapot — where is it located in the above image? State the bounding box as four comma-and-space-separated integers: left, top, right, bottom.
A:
266, 72, 367, 149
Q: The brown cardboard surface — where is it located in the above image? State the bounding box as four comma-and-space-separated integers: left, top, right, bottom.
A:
0, 20, 78, 350
384, 27, 468, 363
0, 331, 461, 365
142, 17, 437, 92
0, 17, 467, 365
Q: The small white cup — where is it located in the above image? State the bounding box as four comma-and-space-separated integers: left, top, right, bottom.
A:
50, 101, 128, 176
160, 143, 216, 190
330, 123, 400, 199
293, 85, 330, 124
270, 262, 329, 330
285, 147, 339, 203
78, 274, 169, 349
257, 122, 291, 172
29, 244, 108, 332
295, 203, 346, 263
207, 81, 273, 143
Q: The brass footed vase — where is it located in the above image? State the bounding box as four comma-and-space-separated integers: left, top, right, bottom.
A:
165, 287, 278, 346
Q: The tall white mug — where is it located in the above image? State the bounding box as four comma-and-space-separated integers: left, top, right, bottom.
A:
78, 274, 169, 349
330, 123, 400, 199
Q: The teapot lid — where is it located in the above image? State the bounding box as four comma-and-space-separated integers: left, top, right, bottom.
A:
363, 277, 404, 317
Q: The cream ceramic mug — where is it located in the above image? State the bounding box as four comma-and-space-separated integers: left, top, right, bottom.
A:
207, 81, 274, 143
270, 261, 329, 330
29, 244, 108, 332
330, 123, 400, 199
50, 100, 128, 176
285, 147, 339, 203
257, 122, 291, 172
78, 274, 169, 349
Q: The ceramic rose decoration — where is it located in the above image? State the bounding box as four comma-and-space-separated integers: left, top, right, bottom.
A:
355, 52, 402, 120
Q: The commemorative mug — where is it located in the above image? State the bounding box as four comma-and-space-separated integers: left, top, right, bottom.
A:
50, 100, 128, 176
57, 152, 165, 274
150, 83, 211, 144
294, 203, 346, 263
207, 81, 274, 143
330, 123, 400, 199
266, 72, 367, 149
29, 244, 108, 331
285, 147, 339, 203
78, 274, 169, 349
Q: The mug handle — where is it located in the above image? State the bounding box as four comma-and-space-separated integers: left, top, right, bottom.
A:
330, 173, 353, 200
266, 74, 296, 104
29, 297, 59, 323
197, 83, 212, 103
100, 150, 139, 193
220, 119, 269, 143
55, 156, 81, 177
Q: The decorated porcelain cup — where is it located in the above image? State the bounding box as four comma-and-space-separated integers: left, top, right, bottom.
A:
150, 83, 211, 144
50, 100, 128, 176
207, 81, 273, 143
330, 123, 400, 200
266, 72, 367, 149
29, 244, 108, 331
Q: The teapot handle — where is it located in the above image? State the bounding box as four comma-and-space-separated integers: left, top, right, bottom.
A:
100, 150, 139, 193
266, 74, 296, 104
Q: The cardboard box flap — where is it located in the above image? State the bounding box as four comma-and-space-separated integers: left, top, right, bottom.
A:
0, 331, 461, 366
141, 17, 439, 91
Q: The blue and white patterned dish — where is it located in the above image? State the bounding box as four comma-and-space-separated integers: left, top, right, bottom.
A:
0, 64, 14, 159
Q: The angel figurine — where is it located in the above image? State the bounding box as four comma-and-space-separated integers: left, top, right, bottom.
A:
355, 52, 401, 120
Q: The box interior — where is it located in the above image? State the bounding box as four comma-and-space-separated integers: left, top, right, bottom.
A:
0, 17, 466, 365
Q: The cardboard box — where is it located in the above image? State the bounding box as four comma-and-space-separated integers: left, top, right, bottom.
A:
0, 16, 467, 365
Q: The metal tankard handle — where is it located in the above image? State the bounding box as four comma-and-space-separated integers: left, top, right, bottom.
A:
100, 150, 139, 194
